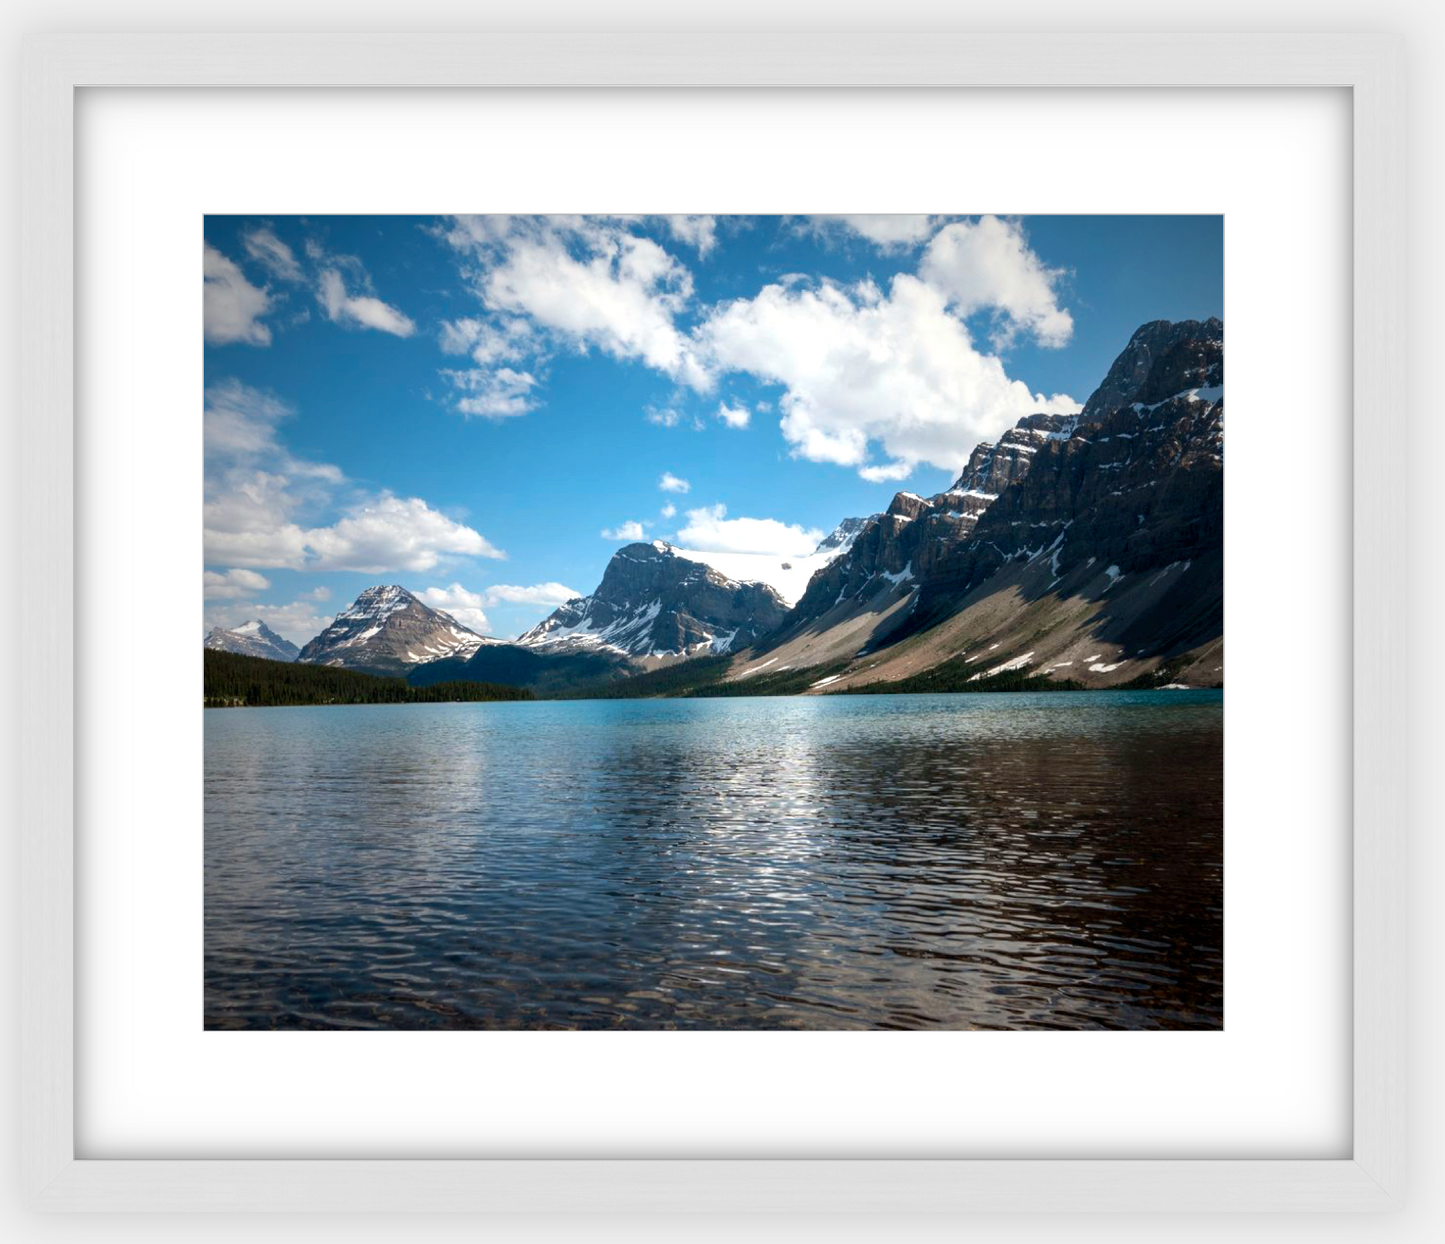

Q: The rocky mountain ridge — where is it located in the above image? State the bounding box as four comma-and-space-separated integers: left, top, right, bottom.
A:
203, 620, 300, 663
203, 318, 1223, 696
519, 541, 791, 662
294, 585, 492, 676
734, 318, 1224, 689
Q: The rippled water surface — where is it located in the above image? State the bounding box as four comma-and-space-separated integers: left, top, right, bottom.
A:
205, 691, 1223, 1030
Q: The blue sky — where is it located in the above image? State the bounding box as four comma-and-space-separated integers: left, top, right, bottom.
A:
203, 213, 1222, 643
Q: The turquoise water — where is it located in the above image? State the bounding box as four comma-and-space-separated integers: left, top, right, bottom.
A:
205, 690, 1223, 1030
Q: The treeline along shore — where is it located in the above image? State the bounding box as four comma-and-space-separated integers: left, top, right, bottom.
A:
203, 649, 534, 708
203, 648, 1215, 707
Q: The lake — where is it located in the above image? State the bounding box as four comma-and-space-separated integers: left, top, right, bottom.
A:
205, 690, 1223, 1030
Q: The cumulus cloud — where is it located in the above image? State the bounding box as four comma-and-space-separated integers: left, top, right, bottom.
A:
716, 401, 750, 429
806, 215, 941, 250
429, 213, 1077, 480
695, 268, 1078, 478
673, 503, 823, 557
439, 215, 709, 390
659, 472, 691, 494
204, 380, 506, 573
418, 583, 494, 634
858, 460, 915, 483
420, 581, 584, 635
920, 216, 1073, 348
442, 366, 539, 418
304, 495, 505, 573
242, 227, 304, 283
438, 315, 537, 365
202, 567, 272, 600
481, 582, 581, 607
317, 268, 416, 337
204, 242, 273, 346
660, 502, 677, 519
662, 215, 718, 255
602, 521, 648, 541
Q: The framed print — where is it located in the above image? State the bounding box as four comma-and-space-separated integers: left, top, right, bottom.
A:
19, 32, 1405, 1214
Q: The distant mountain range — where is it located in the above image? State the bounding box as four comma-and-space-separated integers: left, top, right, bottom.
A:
204, 318, 1223, 695
204, 619, 300, 663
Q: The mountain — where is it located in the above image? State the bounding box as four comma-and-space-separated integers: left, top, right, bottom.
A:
732, 318, 1224, 691
295, 584, 493, 676
518, 541, 791, 662
813, 515, 874, 555
203, 620, 300, 663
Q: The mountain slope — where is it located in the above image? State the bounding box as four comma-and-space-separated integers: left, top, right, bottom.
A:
519, 541, 791, 662
405, 643, 632, 696
734, 317, 1224, 691
203, 620, 300, 663
296, 585, 492, 676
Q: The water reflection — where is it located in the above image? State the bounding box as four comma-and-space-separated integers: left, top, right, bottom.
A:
205, 691, 1223, 1030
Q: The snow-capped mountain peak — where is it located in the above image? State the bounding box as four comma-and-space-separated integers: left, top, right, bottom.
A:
204, 620, 300, 662
520, 541, 789, 661
296, 585, 491, 675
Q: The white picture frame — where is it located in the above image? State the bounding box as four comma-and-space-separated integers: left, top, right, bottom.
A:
19, 32, 1405, 1214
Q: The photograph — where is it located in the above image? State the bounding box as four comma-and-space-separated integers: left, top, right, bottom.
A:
202, 212, 1224, 1031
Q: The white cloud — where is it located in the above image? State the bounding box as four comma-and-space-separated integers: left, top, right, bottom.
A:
203, 243, 272, 346
419, 581, 584, 637
807, 215, 941, 250
660, 502, 677, 519
481, 582, 581, 607
203, 378, 294, 461
442, 366, 539, 418
716, 401, 751, 429
601, 521, 648, 541
858, 460, 915, 483
673, 503, 823, 558
695, 270, 1078, 478
919, 216, 1073, 348
317, 268, 416, 337
440, 215, 709, 390
659, 472, 691, 494
418, 584, 493, 634
438, 315, 537, 365
202, 567, 272, 600
242, 227, 304, 282
204, 380, 506, 573
304, 495, 505, 573
662, 215, 718, 255
429, 214, 1076, 479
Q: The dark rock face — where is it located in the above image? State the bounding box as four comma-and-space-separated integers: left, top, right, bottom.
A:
779, 414, 1096, 641
782, 499, 974, 636
406, 643, 631, 695
1080, 318, 1222, 419
950, 411, 1080, 496
520, 542, 790, 659
814, 515, 874, 555
764, 316, 1223, 673
908, 317, 1223, 647
203, 620, 299, 662
296, 585, 487, 675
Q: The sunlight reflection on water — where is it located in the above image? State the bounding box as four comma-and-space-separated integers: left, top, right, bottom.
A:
205, 690, 1223, 1030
